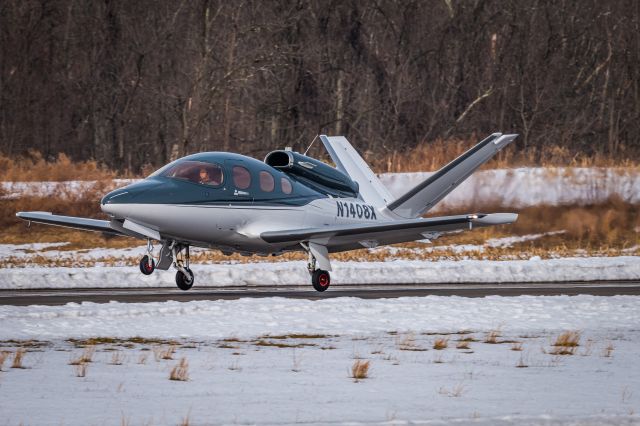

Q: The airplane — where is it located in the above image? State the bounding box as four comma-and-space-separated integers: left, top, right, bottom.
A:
17, 133, 518, 292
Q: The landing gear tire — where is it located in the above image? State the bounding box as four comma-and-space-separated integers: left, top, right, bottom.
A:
311, 269, 330, 292
139, 255, 155, 275
175, 267, 194, 291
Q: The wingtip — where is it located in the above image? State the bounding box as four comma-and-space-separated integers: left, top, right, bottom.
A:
475, 212, 518, 225
15, 211, 52, 219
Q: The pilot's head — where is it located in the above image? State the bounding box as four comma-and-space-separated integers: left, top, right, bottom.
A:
199, 168, 209, 181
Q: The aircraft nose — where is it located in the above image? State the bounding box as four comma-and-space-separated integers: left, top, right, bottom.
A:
101, 188, 135, 217
101, 188, 133, 206
100, 179, 162, 217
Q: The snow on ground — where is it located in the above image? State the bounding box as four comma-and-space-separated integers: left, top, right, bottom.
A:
3, 167, 639, 209
0, 295, 639, 425
1, 256, 638, 289
1, 295, 639, 340
0, 242, 72, 258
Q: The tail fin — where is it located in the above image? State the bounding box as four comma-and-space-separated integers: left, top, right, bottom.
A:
320, 135, 393, 208
387, 133, 518, 218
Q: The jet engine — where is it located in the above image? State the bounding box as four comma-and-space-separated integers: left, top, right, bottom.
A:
264, 150, 359, 198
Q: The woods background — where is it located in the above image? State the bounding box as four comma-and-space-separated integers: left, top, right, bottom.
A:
1, 0, 638, 172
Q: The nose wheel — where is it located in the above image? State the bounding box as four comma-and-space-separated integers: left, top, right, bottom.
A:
139, 255, 155, 275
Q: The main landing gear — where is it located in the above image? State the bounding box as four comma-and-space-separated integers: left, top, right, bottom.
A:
306, 247, 331, 292
311, 269, 331, 292
172, 243, 194, 291
137, 240, 195, 291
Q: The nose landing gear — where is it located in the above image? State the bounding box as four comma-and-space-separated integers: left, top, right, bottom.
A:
139, 240, 156, 275
139, 255, 155, 275
137, 240, 195, 290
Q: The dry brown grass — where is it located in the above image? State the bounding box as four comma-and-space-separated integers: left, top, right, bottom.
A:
169, 358, 190, 381
109, 351, 125, 365
179, 414, 191, 426
549, 332, 580, 355
260, 334, 329, 339
371, 138, 638, 173
11, 348, 26, 369
0, 151, 119, 181
511, 342, 524, 351
433, 337, 449, 350
603, 342, 615, 358
396, 333, 427, 351
550, 346, 577, 356
351, 359, 370, 381
456, 341, 470, 350
483, 330, 501, 344
0, 350, 11, 371
553, 331, 581, 348
154, 345, 176, 361
253, 340, 316, 348
69, 346, 96, 365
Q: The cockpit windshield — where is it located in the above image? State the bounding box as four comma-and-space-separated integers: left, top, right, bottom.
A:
159, 160, 224, 187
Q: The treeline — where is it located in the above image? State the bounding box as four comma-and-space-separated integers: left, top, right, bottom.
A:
1, 0, 638, 172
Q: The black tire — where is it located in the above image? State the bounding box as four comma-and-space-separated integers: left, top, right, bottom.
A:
139, 255, 155, 275
175, 268, 195, 291
311, 269, 330, 292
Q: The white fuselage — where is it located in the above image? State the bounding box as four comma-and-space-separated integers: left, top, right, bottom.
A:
101, 197, 397, 254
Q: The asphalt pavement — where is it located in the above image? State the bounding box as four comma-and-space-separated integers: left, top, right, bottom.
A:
1, 281, 639, 306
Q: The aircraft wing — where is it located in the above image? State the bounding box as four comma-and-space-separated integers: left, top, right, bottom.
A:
16, 211, 135, 237
261, 213, 517, 253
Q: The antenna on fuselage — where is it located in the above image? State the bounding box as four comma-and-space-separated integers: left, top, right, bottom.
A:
303, 134, 319, 156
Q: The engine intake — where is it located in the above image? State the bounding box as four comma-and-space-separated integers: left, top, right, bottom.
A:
265, 150, 359, 198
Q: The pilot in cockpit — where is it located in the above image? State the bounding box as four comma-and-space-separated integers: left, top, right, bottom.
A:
198, 167, 212, 185
198, 165, 222, 186
198, 167, 211, 184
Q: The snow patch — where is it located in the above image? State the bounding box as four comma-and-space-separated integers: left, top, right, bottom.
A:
1, 295, 639, 339
1, 256, 638, 289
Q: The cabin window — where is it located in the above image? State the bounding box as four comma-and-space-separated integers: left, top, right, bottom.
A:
160, 160, 223, 187
281, 177, 293, 194
259, 171, 275, 192
232, 166, 251, 189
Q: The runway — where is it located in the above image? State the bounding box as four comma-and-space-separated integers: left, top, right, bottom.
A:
1, 281, 639, 306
